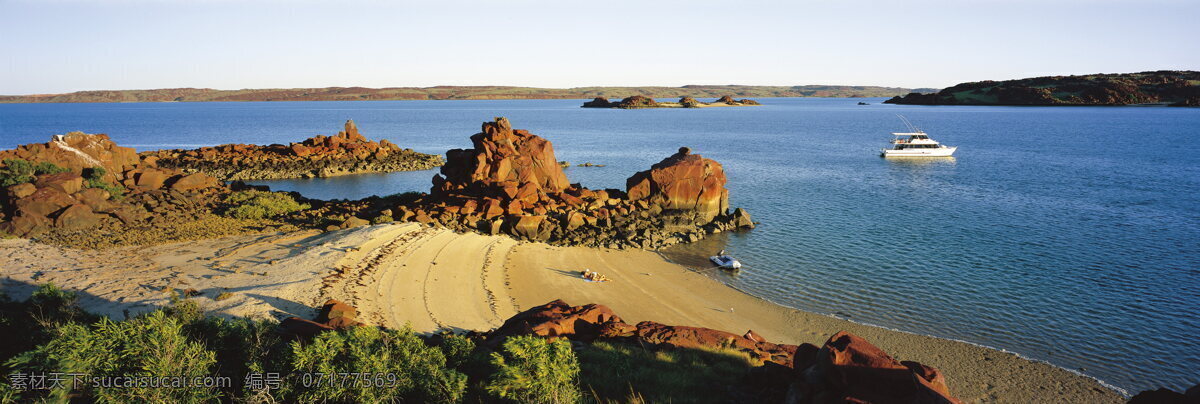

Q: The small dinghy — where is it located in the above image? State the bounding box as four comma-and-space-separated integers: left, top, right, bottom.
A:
710, 255, 742, 270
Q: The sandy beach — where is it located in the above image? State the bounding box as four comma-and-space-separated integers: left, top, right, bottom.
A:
0, 223, 1124, 403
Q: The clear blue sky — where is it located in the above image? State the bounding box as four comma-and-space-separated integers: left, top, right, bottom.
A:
1, 0, 1196, 94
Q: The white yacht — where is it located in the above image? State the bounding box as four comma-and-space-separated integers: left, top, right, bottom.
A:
881, 117, 957, 157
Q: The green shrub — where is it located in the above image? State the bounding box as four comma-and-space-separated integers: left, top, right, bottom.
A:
0, 159, 34, 187
82, 167, 126, 199
486, 336, 581, 404
439, 334, 476, 369
224, 190, 310, 220
576, 341, 759, 403
5, 311, 220, 403
33, 162, 69, 176
285, 325, 466, 403
1, 159, 71, 187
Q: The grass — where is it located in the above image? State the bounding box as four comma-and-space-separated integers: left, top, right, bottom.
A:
576, 341, 761, 403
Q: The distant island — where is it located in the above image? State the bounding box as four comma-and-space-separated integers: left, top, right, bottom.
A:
0, 85, 936, 103
582, 95, 761, 109
884, 70, 1200, 106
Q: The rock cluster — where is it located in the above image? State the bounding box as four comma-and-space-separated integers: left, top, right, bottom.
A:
785, 331, 960, 404
278, 299, 366, 339
581, 95, 661, 109
0, 133, 223, 238
715, 95, 761, 105
485, 299, 962, 403
144, 120, 443, 181
486, 300, 796, 366
679, 96, 701, 108
376, 118, 752, 249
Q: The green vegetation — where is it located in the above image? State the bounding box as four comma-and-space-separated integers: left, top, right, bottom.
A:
577, 341, 760, 403
487, 335, 582, 404
0, 284, 758, 403
0, 159, 69, 187
288, 325, 467, 403
82, 167, 126, 199
224, 190, 311, 219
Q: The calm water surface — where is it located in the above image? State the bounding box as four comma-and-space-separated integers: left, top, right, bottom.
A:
2, 98, 1198, 393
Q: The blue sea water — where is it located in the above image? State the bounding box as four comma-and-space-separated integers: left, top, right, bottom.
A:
1, 98, 1198, 393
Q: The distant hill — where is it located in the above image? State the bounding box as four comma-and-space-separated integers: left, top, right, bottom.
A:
884, 71, 1200, 106
0, 85, 937, 103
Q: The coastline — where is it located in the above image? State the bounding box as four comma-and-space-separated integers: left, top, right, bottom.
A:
652, 251, 1132, 399
0, 223, 1124, 402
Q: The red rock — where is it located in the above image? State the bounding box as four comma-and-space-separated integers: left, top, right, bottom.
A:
34, 172, 83, 194
290, 143, 312, 157
53, 204, 102, 231
0, 213, 51, 237
74, 187, 111, 207
509, 215, 547, 241
626, 147, 730, 223
6, 183, 36, 199
317, 299, 358, 323
489, 300, 624, 343
791, 331, 961, 404
169, 172, 218, 191
15, 187, 76, 217
635, 321, 797, 366
0, 132, 139, 183
134, 168, 171, 189
434, 117, 569, 197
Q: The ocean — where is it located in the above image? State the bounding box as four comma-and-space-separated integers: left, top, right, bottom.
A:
1, 98, 1197, 393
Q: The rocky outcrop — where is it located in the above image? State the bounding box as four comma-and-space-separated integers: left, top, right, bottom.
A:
144, 120, 443, 181
581, 97, 613, 108
0, 132, 139, 183
785, 331, 961, 404
583, 95, 762, 108
361, 118, 752, 249
626, 147, 730, 224
885, 70, 1200, 106
485, 299, 796, 366
433, 117, 570, 197
0, 133, 224, 239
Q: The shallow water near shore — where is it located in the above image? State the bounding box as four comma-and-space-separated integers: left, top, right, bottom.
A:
2, 98, 1198, 393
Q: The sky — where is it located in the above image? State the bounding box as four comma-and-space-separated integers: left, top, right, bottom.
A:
1, 0, 1197, 94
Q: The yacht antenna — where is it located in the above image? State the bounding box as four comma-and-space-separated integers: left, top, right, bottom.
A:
895, 114, 921, 133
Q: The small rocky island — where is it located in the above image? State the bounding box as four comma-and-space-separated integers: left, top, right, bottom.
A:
582, 95, 761, 109
884, 70, 1200, 106
143, 120, 443, 181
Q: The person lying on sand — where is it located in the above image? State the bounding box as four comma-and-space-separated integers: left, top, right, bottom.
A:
580, 269, 610, 282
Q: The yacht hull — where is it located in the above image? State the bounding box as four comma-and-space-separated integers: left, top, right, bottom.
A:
881, 146, 957, 157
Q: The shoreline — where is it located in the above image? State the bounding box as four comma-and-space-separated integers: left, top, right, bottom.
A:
657, 250, 1130, 398
0, 224, 1125, 402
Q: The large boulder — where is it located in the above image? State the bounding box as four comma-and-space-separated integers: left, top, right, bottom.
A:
786, 331, 960, 404
14, 187, 76, 217
53, 204, 103, 231
169, 172, 218, 191
0, 132, 139, 183
625, 147, 730, 223
488, 299, 624, 344
434, 117, 570, 197
34, 172, 83, 194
